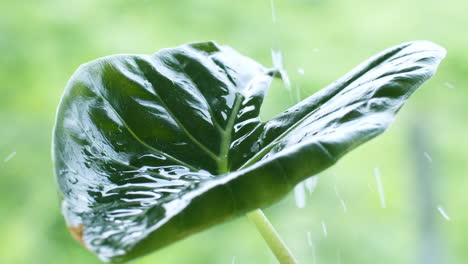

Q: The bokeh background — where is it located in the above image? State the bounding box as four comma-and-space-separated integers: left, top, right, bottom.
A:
1, 0, 466, 263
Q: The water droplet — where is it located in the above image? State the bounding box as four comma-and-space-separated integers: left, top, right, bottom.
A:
233, 123, 244, 132
138, 154, 167, 161
91, 238, 105, 246
68, 176, 78, 184
83, 147, 92, 156
437, 205, 450, 221
221, 111, 228, 121
140, 200, 157, 207
297, 68, 305, 75
153, 154, 167, 160
238, 105, 255, 116
130, 231, 143, 238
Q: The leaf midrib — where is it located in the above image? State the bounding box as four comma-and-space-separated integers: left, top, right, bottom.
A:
217, 93, 243, 174
149, 85, 221, 162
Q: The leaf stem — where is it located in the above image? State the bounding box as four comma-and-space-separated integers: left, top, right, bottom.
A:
247, 209, 299, 264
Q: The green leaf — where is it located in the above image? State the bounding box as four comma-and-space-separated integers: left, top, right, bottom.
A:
53, 40, 445, 262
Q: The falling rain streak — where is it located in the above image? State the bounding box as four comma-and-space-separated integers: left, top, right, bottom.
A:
295, 84, 301, 103
437, 205, 451, 221
374, 168, 386, 208
270, 49, 292, 95
423, 152, 433, 163
4, 152, 16, 162
294, 183, 306, 208
321, 221, 328, 237
306, 231, 312, 247
310, 238, 317, 264
305, 177, 318, 194
268, 0, 295, 106
294, 177, 318, 208
337, 250, 342, 264
334, 185, 347, 212
269, 0, 276, 24
231, 256, 236, 264
271, 49, 283, 70
306, 231, 316, 263
444, 82, 455, 88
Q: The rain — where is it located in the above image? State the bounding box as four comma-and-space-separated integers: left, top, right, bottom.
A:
4, 152, 16, 162
305, 177, 318, 194
294, 182, 306, 208
306, 232, 317, 264
271, 49, 292, 94
437, 205, 451, 221
269, 0, 276, 24
423, 152, 433, 163
374, 167, 386, 208
307, 231, 312, 247
444, 82, 455, 88
334, 185, 348, 213
294, 177, 318, 208
295, 84, 301, 103
321, 221, 328, 237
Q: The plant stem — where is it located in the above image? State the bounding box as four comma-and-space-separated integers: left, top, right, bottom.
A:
247, 209, 299, 264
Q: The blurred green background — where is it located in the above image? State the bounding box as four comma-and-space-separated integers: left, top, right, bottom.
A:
1, 0, 466, 263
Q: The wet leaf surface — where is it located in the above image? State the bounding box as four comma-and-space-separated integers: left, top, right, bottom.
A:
53, 41, 445, 262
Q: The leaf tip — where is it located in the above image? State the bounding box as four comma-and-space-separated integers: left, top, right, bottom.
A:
68, 224, 88, 249
409, 40, 447, 59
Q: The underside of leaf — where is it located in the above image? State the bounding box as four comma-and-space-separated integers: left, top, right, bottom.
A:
53, 40, 445, 262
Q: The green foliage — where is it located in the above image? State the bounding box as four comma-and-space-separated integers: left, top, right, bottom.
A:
53, 40, 443, 262
2, 1, 467, 263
